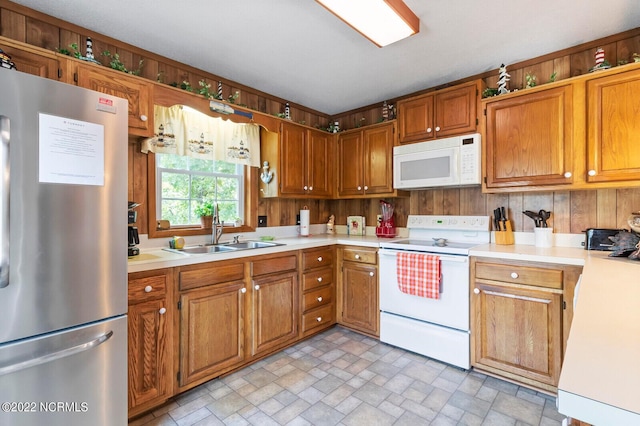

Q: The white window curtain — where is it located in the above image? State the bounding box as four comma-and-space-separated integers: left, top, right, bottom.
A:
141, 105, 261, 167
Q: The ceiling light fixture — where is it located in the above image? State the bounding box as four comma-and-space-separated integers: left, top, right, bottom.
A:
315, 0, 419, 47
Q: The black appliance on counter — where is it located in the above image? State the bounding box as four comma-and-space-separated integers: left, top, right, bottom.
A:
128, 201, 141, 256
584, 228, 625, 251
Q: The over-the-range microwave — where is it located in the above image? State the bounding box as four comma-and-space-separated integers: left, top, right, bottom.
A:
393, 133, 481, 189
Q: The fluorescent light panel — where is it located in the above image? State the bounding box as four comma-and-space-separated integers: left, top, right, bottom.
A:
316, 0, 419, 47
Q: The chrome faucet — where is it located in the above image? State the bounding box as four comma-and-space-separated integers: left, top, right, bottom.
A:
211, 203, 223, 245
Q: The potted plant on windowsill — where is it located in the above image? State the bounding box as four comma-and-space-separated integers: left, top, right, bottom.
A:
194, 202, 214, 229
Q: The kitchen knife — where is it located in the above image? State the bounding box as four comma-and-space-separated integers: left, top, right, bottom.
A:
500, 207, 507, 230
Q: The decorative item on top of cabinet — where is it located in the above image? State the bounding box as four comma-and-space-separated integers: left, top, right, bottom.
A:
127, 269, 174, 418
470, 257, 582, 393
300, 247, 336, 336
337, 246, 379, 337
397, 80, 481, 144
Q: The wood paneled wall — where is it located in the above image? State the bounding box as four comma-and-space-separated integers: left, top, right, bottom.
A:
0, 0, 330, 129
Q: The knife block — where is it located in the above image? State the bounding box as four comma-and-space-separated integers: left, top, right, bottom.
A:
495, 220, 515, 245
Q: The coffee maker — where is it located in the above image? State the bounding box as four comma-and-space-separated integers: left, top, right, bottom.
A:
128, 201, 140, 256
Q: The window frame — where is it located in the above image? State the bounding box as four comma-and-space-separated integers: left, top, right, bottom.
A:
146, 152, 257, 239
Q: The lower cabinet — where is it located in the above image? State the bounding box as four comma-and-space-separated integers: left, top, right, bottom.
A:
470, 257, 582, 392
127, 269, 174, 418
337, 246, 379, 336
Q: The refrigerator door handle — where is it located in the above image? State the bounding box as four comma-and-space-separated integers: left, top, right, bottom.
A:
0, 330, 113, 377
0, 116, 9, 289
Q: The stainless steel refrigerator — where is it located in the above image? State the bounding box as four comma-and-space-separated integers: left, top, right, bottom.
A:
0, 70, 127, 425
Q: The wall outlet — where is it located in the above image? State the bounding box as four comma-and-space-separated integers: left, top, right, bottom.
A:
258, 215, 267, 227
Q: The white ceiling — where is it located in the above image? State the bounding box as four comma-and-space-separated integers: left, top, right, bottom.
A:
11, 0, 640, 115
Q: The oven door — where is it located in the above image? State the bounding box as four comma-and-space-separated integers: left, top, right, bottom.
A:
378, 248, 469, 331
393, 146, 459, 189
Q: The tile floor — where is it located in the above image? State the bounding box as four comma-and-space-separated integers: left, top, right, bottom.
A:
130, 326, 565, 426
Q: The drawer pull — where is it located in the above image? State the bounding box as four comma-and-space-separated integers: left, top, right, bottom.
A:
317, 256, 323, 262
317, 296, 323, 302
316, 317, 322, 322
159, 307, 166, 315
317, 277, 323, 283
369, 272, 374, 277
144, 285, 152, 293
254, 284, 260, 291
511, 272, 519, 279
241, 287, 247, 294
355, 254, 361, 260
473, 288, 480, 294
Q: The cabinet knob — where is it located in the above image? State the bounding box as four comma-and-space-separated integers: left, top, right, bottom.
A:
140, 115, 148, 122
355, 254, 360, 260
303, 185, 308, 190
317, 296, 323, 302
317, 277, 323, 282
427, 127, 432, 133
317, 256, 323, 262
588, 169, 597, 176
316, 317, 322, 322
144, 285, 152, 293
159, 307, 166, 315
357, 186, 362, 190
254, 284, 260, 291
511, 272, 519, 279
435, 126, 441, 132
564, 172, 572, 178
364, 185, 368, 191
309, 186, 313, 191
369, 272, 374, 277
241, 287, 247, 294
473, 288, 480, 294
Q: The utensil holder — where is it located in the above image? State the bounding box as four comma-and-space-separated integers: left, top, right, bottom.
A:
534, 227, 554, 248
495, 220, 515, 245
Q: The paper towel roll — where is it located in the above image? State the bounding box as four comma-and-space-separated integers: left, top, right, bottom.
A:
300, 208, 310, 236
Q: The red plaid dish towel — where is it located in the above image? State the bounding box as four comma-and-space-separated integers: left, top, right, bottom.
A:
396, 252, 441, 299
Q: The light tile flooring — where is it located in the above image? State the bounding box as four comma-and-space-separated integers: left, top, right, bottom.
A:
130, 326, 565, 426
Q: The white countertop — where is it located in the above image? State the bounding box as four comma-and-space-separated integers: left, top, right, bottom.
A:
470, 243, 640, 424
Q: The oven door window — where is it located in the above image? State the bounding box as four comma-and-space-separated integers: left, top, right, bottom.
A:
395, 147, 458, 188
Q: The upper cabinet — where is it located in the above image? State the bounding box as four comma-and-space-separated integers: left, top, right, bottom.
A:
398, 80, 481, 144
0, 38, 60, 80
260, 122, 334, 199
586, 67, 640, 183
484, 84, 574, 189
65, 59, 154, 137
337, 121, 402, 198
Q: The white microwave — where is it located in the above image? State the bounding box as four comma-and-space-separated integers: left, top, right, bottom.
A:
393, 133, 481, 189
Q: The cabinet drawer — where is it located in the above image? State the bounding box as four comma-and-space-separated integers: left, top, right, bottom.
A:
128, 274, 166, 304
302, 248, 334, 271
302, 267, 334, 292
342, 248, 377, 265
180, 262, 244, 291
252, 254, 297, 277
302, 305, 334, 332
475, 262, 563, 289
303, 286, 333, 312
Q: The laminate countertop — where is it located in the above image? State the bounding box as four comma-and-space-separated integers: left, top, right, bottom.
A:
470, 244, 640, 425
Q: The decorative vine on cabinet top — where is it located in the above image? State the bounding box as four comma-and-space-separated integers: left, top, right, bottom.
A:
397, 80, 481, 144
482, 62, 640, 193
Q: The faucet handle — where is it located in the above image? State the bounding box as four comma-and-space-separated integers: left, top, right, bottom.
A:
233, 235, 240, 244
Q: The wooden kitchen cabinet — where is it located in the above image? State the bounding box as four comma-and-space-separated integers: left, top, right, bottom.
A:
0, 37, 60, 80
68, 59, 154, 137
586, 67, 640, 183
398, 80, 480, 143
177, 260, 246, 388
127, 269, 174, 418
337, 246, 379, 336
300, 247, 336, 336
484, 84, 574, 189
337, 121, 401, 198
470, 257, 582, 392
261, 122, 333, 198
250, 253, 300, 356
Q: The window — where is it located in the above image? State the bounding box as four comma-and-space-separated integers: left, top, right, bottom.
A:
155, 153, 244, 226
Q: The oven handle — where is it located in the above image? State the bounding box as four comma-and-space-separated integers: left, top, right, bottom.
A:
378, 249, 468, 263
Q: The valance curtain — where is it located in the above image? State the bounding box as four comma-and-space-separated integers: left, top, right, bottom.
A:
141, 105, 260, 167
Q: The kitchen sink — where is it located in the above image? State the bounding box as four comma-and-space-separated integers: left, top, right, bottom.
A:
163, 240, 283, 255
179, 245, 238, 254
223, 241, 282, 249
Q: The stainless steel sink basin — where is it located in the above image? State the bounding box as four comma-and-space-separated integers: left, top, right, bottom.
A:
179, 245, 238, 254
224, 241, 282, 249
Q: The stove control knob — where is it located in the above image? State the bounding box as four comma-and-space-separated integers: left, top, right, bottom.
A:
511, 272, 519, 279
473, 288, 480, 294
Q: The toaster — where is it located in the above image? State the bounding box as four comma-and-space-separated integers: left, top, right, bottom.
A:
584, 228, 625, 250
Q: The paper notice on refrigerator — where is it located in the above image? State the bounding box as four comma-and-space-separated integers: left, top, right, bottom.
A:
38, 113, 105, 186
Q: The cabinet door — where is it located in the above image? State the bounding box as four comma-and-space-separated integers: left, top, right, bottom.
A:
363, 124, 394, 195
434, 83, 477, 138
587, 68, 640, 182
128, 299, 170, 410
307, 128, 333, 198
75, 63, 153, 137
279, 122, 307, 195
398, 93, 434, 143
251, 271, 299, 356
337, 131, 364, 197
179, 281, 245, 386
339, 262, 378, 336
0, 44, 59, 79
485, 85, 574, 188
472, 282, 562, 387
